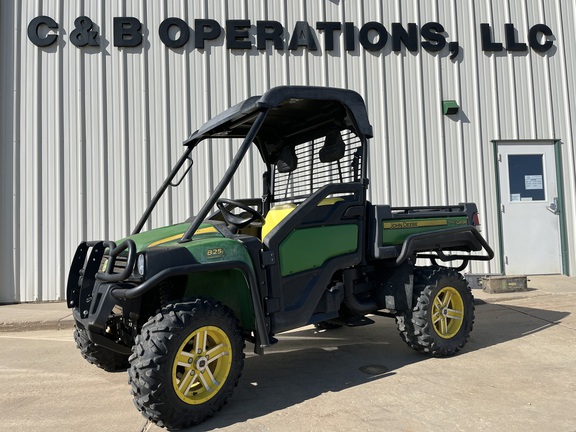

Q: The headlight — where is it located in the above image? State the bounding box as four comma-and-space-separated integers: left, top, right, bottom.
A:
136, 254, 146, 276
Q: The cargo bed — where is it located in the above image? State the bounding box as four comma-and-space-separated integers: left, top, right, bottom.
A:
369, 203, 493, 266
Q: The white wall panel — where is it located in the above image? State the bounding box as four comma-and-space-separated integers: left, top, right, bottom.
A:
2, 0, 576, 302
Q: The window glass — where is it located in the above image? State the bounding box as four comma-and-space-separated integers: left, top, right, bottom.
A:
507, 154, 545, 202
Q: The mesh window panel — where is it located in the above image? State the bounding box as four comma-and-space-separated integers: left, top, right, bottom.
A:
272, 130, 362, 203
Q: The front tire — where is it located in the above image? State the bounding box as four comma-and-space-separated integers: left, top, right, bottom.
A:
128, 299, 245, 430
396, 268, 474, 357
73, 325, 130, 372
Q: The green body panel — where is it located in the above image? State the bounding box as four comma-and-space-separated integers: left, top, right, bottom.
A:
381, 217, 468, 245
121, 222, 221, 252
184, 269, 254, 329
123, 222, 256, 330
279, 224, 358, 276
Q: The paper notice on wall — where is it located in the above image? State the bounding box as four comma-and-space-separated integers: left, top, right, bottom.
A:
525, 175, 543, 190
511, 194, 521, 202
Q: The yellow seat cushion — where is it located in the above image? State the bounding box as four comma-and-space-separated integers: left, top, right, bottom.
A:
261, 198, 344, 240
261, 203, 297, 240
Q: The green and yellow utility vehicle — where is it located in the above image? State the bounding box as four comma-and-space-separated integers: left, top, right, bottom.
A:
67, 86, 493, 429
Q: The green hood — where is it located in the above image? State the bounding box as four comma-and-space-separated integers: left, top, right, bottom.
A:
122, 222, 223, 252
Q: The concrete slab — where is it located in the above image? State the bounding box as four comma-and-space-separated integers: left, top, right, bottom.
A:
1, 284, 575, 432
0, 302, 73, 332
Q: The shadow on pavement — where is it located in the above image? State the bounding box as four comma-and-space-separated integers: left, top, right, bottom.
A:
185, 301, 570, 431
468, 301, 571, 352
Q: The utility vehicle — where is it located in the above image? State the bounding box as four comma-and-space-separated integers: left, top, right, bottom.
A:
67, 86, 493, 429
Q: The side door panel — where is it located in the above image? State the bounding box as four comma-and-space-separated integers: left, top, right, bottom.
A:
263, 183, 365, 333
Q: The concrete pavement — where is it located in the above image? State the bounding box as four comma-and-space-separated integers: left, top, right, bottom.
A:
1, 275, 575, 431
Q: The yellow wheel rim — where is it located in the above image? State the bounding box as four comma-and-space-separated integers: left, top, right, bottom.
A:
172, 326, 232, 405
431, 286, 465, 339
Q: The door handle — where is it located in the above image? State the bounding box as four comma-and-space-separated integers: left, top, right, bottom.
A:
546, 197, 560, 215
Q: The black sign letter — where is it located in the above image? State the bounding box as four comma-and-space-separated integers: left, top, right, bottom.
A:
226, 20, 252, 49
159, 18, 190, 48
195, 19, 222, 49
288, 21, 318, 51
392, 23, 418, 52
344, 22, 355, 51
529, 24, 554, 53
114, 17, 143, 47
359, 22, 388, 51
316, 22, 341, 51
480, 23, 503, 51
256, 21, 284, 50
505, 23, 527, 51
421, 22, 446, 53
28, 16, 58, 47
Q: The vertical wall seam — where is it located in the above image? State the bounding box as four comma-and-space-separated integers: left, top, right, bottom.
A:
34, 0, 43, 301
11, 0, 22, 301
141, 0, 151, 231
452, 0, 467, 202
470, 2, 492, 273
522, 1, 537, 138
56, 0, 65, 299
504, 0, 520, 140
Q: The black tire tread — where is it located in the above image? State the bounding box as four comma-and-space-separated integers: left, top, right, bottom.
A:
73, 325, 130, 372
396, 267, 474, 357
128, 298, 245, 430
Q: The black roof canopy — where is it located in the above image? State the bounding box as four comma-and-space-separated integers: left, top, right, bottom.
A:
184, 86, 373, 161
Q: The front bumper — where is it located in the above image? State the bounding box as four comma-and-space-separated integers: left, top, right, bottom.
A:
67, 240, 137, 355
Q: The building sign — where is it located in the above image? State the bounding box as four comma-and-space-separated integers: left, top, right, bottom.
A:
27, 16, 555, 56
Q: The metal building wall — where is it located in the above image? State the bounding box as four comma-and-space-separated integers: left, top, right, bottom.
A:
1, 0, 575, 302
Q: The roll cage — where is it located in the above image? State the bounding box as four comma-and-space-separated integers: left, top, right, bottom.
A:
131, 86, 374, 241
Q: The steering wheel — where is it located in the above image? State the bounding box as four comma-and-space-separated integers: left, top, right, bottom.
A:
216, 198, 264, 230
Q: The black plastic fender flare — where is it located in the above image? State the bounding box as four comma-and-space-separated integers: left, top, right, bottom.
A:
110, 260, 271, 350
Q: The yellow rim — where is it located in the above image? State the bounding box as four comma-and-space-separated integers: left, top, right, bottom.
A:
431, 286, 465, 339
172, 325, 232, 405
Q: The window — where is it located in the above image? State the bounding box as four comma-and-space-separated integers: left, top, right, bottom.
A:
272, 130, 363, 203
507, 154, 545, 202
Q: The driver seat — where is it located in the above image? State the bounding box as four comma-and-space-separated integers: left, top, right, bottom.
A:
261, 203, 297, 240
261, 198, 345, 241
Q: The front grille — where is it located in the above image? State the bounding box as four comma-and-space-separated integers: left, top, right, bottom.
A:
100, 253, 129, 275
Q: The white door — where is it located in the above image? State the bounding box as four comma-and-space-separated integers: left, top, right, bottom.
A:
498, 143, 562, 275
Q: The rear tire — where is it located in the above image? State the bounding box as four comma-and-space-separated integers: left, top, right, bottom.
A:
73, 325, 130, 372
128, 298, 245, 430
396, 267, 474, 357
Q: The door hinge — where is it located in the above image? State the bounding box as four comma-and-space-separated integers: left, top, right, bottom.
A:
261, 250, 276, 267
505, 256, 509, 265
498, 153, 502, 162
501, 204, 505, 213
264, 297, 280, 314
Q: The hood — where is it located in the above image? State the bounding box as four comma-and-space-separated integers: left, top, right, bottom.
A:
122, 222, 223, 252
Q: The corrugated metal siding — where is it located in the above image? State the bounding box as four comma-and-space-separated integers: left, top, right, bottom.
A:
1, 0, 575, 302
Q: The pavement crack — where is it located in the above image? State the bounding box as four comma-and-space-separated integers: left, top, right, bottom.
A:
500, 304, 576, 331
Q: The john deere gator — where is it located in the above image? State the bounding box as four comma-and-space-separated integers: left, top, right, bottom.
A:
67, 86, 493, 429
